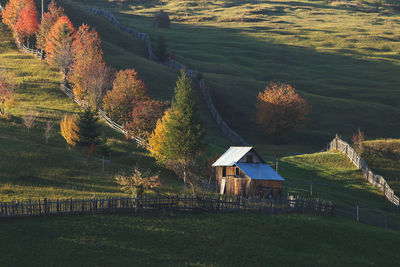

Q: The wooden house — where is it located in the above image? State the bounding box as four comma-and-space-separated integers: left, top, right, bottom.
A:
212, 147, 284, 198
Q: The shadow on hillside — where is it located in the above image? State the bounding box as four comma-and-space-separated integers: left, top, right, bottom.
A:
60, 1, 400, 153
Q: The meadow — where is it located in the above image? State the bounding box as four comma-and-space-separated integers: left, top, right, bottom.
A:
0, 212, 399, 266
362, 139, 400, 193
62, 0, 400, 155
0, 22, 183, 201
1, 1, 400, 263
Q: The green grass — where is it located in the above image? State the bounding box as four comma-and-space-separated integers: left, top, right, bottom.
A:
60, 0, 400, 156
0, 212, 399, 266
281, 152, 389, 210
0, 22, 183, 201
362, 139, 400, 193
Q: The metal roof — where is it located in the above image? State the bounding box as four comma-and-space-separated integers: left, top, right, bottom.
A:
236, 163, 285, 181
212, 146, 253, 167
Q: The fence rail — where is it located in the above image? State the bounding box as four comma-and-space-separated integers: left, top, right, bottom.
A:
0, 195, 334, 218
326, 135, 399, 206
85, 6, 247, 145
15, 39, 148, 147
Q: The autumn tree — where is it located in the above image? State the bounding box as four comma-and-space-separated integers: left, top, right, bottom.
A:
148, 70, 205, 195
102, 69, 148, 125
14, 3, 39, 47
148, 109, 173, 163
0, 72, 15, 115
256, 81, 311, 143
68, 24, 114, 108
1, 0, 32, 29
60, 114, 79, 149
74, 108, 102, 158
125, 97, 170, 138
115, 167, 161, 198
36, 0, 64, 49
45, 16, 75, 82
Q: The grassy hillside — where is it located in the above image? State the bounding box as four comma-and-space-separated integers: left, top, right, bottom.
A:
1, 213, 400, 266
362, 139, 400, 193
64, 0, 400, 154
0, 22, 183, 201
37, 0, 232, 151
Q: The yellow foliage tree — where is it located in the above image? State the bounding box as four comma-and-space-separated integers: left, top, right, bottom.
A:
60, 114, 79, 149
147, 109, 172, 164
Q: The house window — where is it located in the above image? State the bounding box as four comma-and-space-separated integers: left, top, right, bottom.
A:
246, 154, 253, 163
222, 166, 226, 177
235, 167, 240, 177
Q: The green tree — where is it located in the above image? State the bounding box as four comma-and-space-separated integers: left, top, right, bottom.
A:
162, 70, 206, 194
74, 108, 102, 158
155, 35, 167, 62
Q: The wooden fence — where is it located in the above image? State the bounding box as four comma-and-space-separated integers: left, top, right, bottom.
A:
0, 195, 335, 218
85, 6, 247, 145
15, 39, 148, 147
326, 135, 399, 206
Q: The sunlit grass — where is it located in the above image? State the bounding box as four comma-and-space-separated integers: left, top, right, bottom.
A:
60, 0, 400, 156
0, 22, 182, 201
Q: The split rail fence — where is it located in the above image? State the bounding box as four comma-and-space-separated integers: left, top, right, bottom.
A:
15, 39, 148, 147
326, 135, 399, 206
0, 195, 335, 218
85, 6, 247, 145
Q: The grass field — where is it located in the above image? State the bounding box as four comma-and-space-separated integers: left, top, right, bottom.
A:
1, 212, 399, 266
60, 0, 400, 155
362, 139, 400, 193
0, 22, 183, 201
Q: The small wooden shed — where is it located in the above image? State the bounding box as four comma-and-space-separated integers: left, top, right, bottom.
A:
212, 146, 284, 198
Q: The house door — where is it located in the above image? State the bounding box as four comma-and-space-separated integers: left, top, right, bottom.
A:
220, 178, 226, 195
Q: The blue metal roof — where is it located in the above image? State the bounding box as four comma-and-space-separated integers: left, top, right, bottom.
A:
236, 163, 284, 181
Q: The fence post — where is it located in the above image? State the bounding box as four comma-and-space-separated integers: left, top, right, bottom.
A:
356, 205, 359, 222
44, 198, 47, 215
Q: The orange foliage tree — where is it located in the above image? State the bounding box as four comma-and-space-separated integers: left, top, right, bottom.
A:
256, 81, 311, 143
68, 24, 114, 108
102, 69, 148, 125
1, 0, 31, 29
60, 114, 79, 149
45, 16, 75, 81
36, 0, 64, 49
125, 97, 170, 139
14, 3, 39, 46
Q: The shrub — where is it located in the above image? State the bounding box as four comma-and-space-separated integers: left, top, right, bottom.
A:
115, 167, 161, 197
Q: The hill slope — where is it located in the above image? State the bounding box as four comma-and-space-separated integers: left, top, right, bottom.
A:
362, 139, 400, 193
0, 22, 182, 201
63, 0, 400, 155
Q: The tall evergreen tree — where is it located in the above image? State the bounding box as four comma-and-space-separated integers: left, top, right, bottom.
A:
162, 70, 206, 193
74, 108, 102, 158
